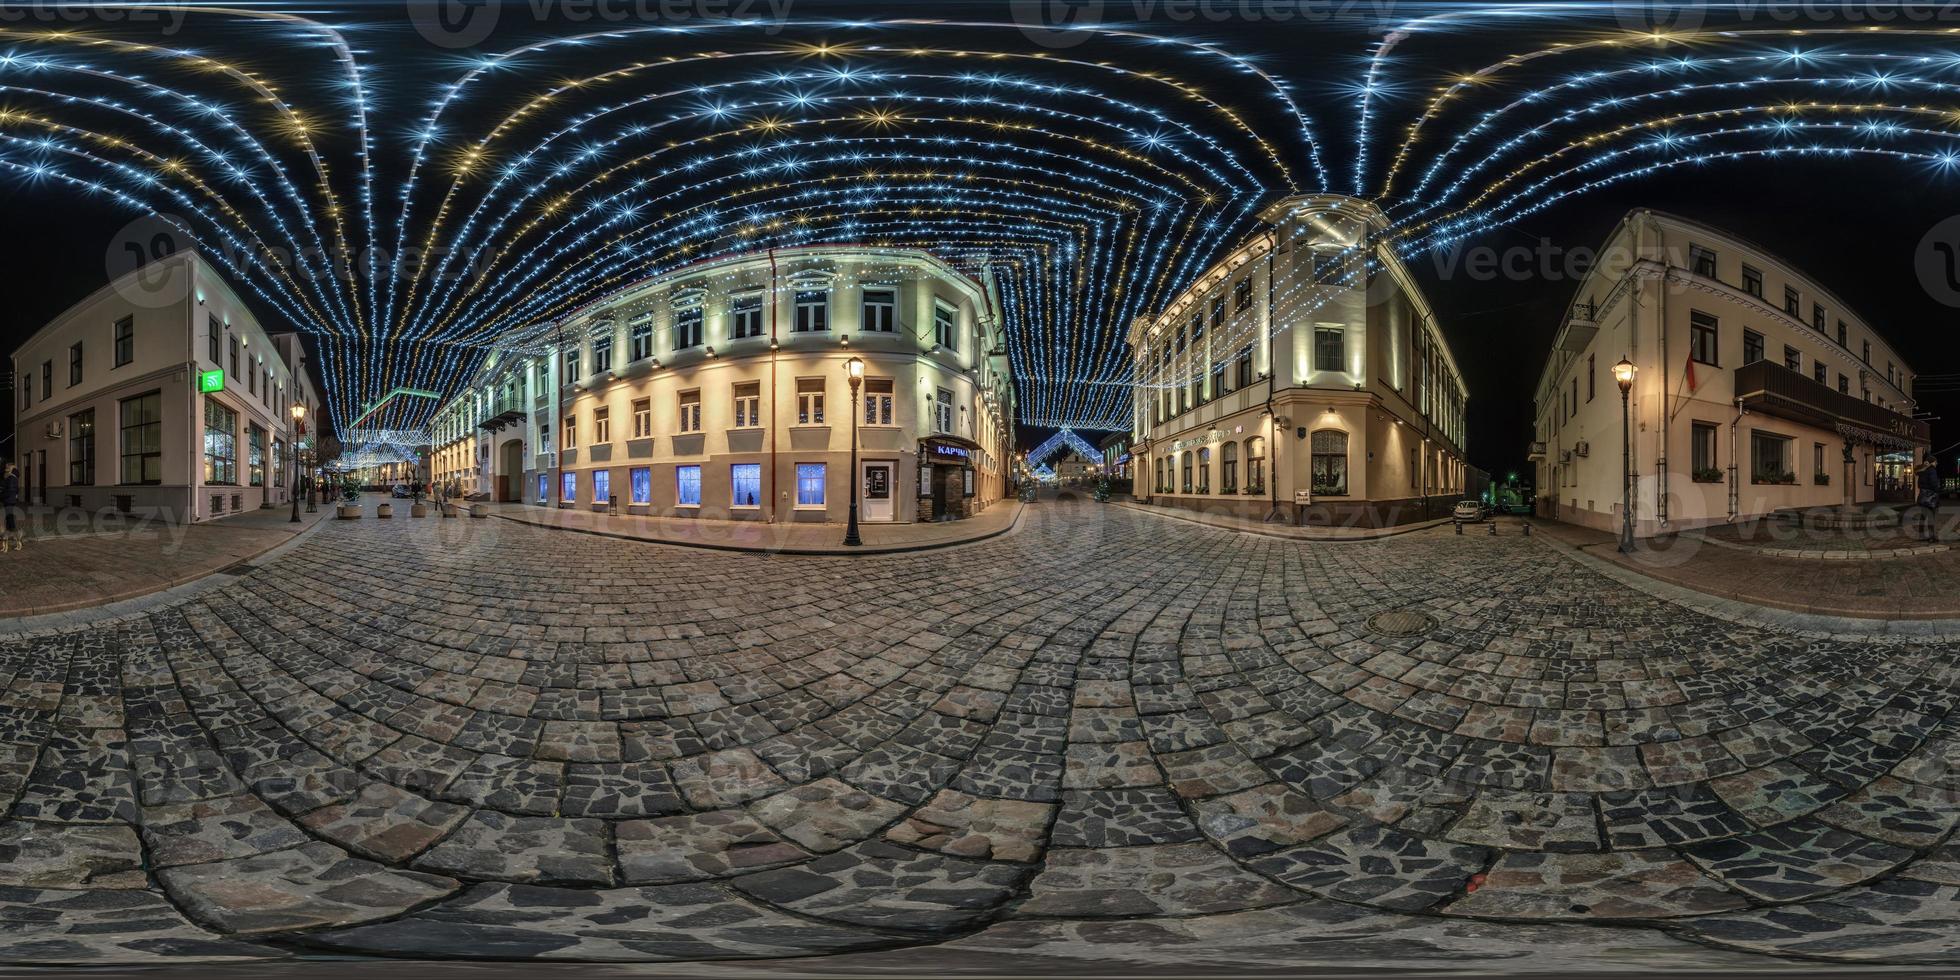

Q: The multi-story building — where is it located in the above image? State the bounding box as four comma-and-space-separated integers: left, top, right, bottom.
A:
427, 246, 1016, 524
1099, 431, 1133, 485
1129, 194, 1471, 526
10, 251, 321, 521
1531, 210, 1926, 536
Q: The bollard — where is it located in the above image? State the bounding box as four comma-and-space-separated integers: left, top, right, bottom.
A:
1454, 521, 1462, 535
1522, 523, 1531, 537
1487, 521, 1496, 535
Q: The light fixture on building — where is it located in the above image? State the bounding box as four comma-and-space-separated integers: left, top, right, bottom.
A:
840, 334, 850, 347
706, 346, 717, 359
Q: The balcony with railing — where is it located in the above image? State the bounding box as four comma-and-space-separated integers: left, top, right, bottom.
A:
1733, 360, 1928, 449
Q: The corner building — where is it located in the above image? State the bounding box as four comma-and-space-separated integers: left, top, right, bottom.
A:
1532, 210, 1926, 536
431, 246, 1015, 524
1129, 195, 1470, 526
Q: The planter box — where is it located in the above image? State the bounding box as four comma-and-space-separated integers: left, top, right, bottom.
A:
440, 503, 459, 517
411, 504, 429, 518
336, 504, 361, 520
376, 503, 394, 518
469, 503, 488, 519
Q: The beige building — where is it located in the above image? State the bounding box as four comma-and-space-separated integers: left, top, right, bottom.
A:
1130, 194, 1471, 526
1532, 210, 1927, 537
429, 246, 1016, 524
10, 251, 322, 521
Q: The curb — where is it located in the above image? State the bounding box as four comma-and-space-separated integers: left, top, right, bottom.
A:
1112, 500, 1454, 541
489, 501, 1027, 556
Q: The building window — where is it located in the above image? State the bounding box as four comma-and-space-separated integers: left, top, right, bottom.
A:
1691, 421, 1718, 478
208, 315, 222, 363
593, 406, 610, 444
562, 471, 577, 501
1741, 265, 1763, 298
563, 347, 580, 383
563, 414, 577, 449
731, 463, 762, 508
933, 302, 957, 351
1813, 442, 1826, 480
1689, 244, 1717, 278
1837, 320, 1848, 348
630, 317, 654, 361
68, 410, 95, 485
733, 382, 760, 428
1861, 339, 1870, 364
796, 379, 824, 425
1246, 437, 1266, 493
1813, 361, 1827, 385
247, 424, 265, 487
675, 465, 700, 506
1783, 286, 1800, 317
114, 316, 133, 367
1220, 441, 1238, 493
1235, 349, 1253, 389
1314, 326, 1344, 373
795, 463, 826, 507
731, 294, 764, 339
1232, 277, 1252, 312
1196, 447, 1211, 493
539, 472, 548, 501
1812, 303, 1826, 332
794, 290, 828, 332
1751, 431, 1794, 484
69, 342, 83, 386
862, 288, 897, 332
1784, 346, 1801, 373
1210, 360, 1227, 398
1689, 310, 1719, 365
1207, 295, 1224, 331
935, 387, 954, 433
593, 468, 610, 503
271, 439, 284, 487
1181, 452, 1192, 493
1310, 429, 1348, 495
592, 333, 613, 373
1190, 310, 1205, 344
1154, 457, 1166, 493
630, 467, 651, 504
678, 390, 702, 433
864, 378, 893, 426
227, 336, 238, 381
673, 307, 703, 350
203, 398, 237, 486
632, 398, 651, 439
1175, 327, 1187, 355
40, 360, 51, 399
1742, 329, 1764, 365
120, 392, 162, 485
1838, 373, 1849, 394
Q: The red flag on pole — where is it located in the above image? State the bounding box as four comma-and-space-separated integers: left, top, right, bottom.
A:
1683, 353, 1698, 394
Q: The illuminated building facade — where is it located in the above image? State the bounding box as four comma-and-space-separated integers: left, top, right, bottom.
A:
1532, 210, 1926, 536
1129, 195, 1470, 526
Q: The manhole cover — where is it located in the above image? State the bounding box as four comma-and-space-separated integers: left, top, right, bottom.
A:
1366, 610, 1437, 638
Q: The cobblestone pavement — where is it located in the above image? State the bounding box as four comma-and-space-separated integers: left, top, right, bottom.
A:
3, 500, 1959, 968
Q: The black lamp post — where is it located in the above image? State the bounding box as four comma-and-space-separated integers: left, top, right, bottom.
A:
843, 356, 864, 547
1614, 357, 1636, 553
289, 402, 306, 523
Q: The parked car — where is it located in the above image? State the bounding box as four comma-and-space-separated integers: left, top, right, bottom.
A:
1452, 499, 1485, 523
390, 484, 412, 498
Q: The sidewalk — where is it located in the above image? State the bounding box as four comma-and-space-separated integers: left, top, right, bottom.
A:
484, 499, 1024, 554
1113, 500, 1454, 540
1530, 517, 1960, 620
0, 501, 333, 618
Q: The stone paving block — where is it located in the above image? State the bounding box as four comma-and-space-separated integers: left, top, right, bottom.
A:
0, 820, 145, 888
748, 777, 907, 853
1443, 850, 1748, 920
1051, 787, 1201, 847
141, 794, 310, 869
297, 783, 468, 863
1681, 817, 1915, 902
412, 811, 614, 885
886, 789, 1054, 862
157, 841, 459, 935
0, 887, 278, 963
730, 839, 1026, 934
1018, 843, 1299, 918
1249, 825, 1489, 912
616, 811, 811, 883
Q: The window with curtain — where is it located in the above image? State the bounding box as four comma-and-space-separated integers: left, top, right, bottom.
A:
1246, 437, 1266, 492
630, 467, 651, 504
676, 465, 701, 506
731, 464, 762, 507
594, 469, 611, 502
1311, 430, 1347, 495
796, 463, 826, 506
1220, 441, 1238, 493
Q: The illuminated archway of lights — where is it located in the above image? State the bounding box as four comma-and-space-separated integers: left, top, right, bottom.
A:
1025, 427, 1105, 469
1, 6, 1954, 443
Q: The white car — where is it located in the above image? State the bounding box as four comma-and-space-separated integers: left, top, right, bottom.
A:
1452, 500, 1485, 523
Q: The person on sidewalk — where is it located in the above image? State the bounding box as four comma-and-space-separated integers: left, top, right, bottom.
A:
1, 460, 21, 552
1918, 458, 1943, 543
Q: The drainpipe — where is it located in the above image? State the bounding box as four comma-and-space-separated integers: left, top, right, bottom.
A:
1262, 239, 1282, 523
1648, 213, 1670, 529
767, 246, 780, 524
1728, 399, 1743, 523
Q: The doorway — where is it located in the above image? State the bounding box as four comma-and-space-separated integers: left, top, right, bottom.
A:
862, 461, 895, 522
498, 440, 525, 502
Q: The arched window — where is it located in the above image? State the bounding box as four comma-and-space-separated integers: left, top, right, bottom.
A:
1311, 429, 1349, 496
1155, 456, 1166, 493
1245, 437, 1266, 493
1197, 447, 1212, 493
1181, 451, 1193, 494
1221, 442, 1239, 493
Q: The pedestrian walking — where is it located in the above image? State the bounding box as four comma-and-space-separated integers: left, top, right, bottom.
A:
1, 460, 21, 553
1918, 458, 1942, 543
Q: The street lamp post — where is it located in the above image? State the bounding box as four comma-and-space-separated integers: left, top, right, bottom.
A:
1613, 357, 1636, 553
289, 403, 306, 523
843, 356, 864, 547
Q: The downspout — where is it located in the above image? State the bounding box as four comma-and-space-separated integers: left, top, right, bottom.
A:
552, 319, 564, 509
1649, 213, 1669, 529
1728, 398, 1743, 523
1263, 239, 1282, 523
767, 246, 780, 524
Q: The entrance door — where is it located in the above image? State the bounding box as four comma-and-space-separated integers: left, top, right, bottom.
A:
35, 450, 46, 505
862, 462, 894, 522
499, 440, 526, 502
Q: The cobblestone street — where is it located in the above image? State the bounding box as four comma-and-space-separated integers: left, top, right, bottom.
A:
4, 500, 1959, 969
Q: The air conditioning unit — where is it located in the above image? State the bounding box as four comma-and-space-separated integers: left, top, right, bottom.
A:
45, 421, 63, 439
1574, 441, 1590, 457
1558, 450, 1573, 463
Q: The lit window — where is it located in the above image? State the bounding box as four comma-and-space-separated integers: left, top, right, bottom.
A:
630, 467, 651, 504
563, 414, 577, 449
730, 294, 764, 339
632, 398, 651, 438
562, 471, 576, 501
1310, 430, 1348, 495
935, 388, 953, 433
203, 399, 237, 486
731, 463, 762, 508
733, 382, 760, 428
933, 302, 957, 351
1314, 326, 1344, 372
862, 288, 897, 332
594, 406, 611, 443
797, 378, 825, 425
678, 390, 702, 433
795, 462, 826, 507
864, 378, 893, 426
593, 469, 610, 502
676, 465, 701, 506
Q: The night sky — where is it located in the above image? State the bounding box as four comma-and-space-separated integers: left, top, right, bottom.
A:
1, 1, 1955, 483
